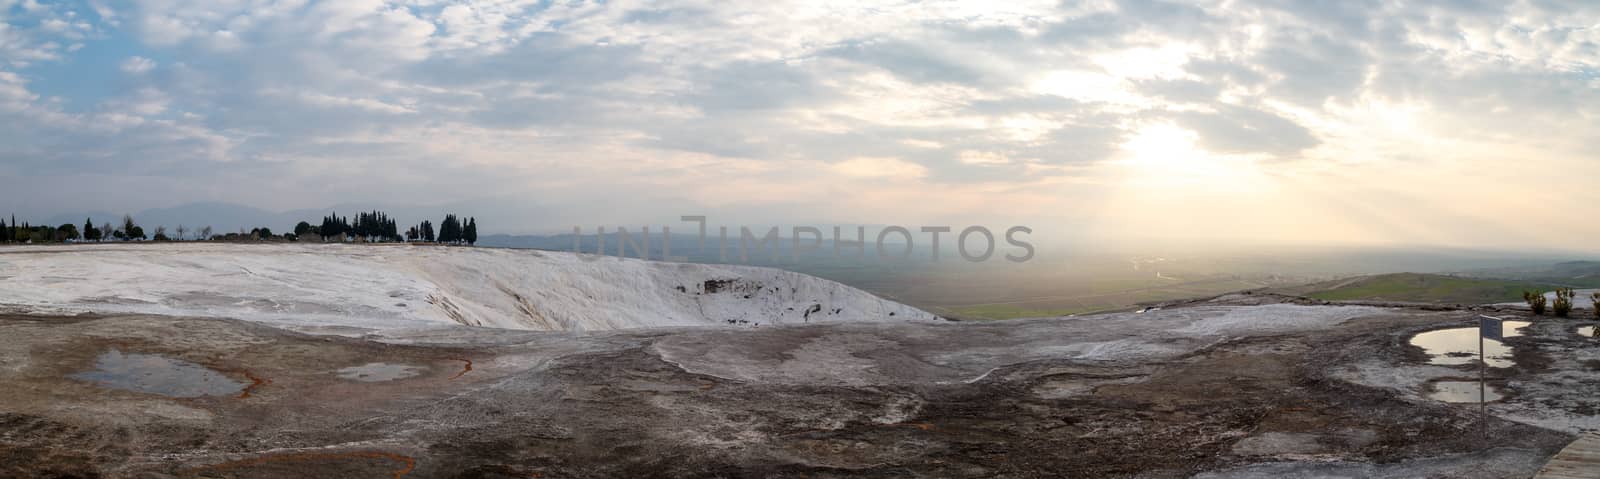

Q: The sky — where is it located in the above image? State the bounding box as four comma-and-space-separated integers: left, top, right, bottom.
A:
0, 0, 1598, 250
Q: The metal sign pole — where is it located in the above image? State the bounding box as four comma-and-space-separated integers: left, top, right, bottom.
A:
1476, 315, 1504, 439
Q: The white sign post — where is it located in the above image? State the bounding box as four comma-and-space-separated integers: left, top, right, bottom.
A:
1477, 315, 1504, 437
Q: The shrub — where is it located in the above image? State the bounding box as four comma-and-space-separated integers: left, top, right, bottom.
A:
1524, 290, 1548, 315
1553, 288, 1575, 317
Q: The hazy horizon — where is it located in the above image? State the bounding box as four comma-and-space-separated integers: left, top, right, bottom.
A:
13, 199, 1600, 262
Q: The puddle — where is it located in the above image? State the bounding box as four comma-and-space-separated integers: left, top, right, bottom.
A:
1409, 321, 1530, 368
70, 350, 246, 398
1426, 380, 1504, 403
336, 363, 425, 382
1580, 326, 1596, 338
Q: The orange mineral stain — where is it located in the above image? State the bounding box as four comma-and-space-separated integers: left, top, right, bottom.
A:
448, 358, 473, 380
236, 370, 270, 399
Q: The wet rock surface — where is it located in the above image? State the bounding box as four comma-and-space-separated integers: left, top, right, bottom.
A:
0, 295, 1592, 477
71, 349, 248, 398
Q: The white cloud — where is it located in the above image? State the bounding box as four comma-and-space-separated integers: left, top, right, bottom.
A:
831, 156, 928, 179
295, 91, 415, 114
0, 69, 38, 108
120, 55, 155, 74
0, 0, 1598, 247
958, 150, 1011, 166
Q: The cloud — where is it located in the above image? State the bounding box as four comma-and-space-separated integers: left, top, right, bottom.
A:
831, 157, 928, 179
1172, 105, 1320, 156
0, 0, 1597, 248
120, 55, 155, 74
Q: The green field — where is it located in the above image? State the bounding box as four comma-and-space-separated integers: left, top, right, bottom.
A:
1296, 273, 1554, 304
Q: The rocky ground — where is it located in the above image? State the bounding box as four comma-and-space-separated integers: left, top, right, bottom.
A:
1, 294, 1596, 478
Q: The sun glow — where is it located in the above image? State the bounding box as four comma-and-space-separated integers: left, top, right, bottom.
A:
1116, 123, 1246, 179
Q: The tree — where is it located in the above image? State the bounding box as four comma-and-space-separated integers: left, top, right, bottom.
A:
176, 225, 187, 242
101, 222, 114, 241
128, 225, 145, 240
294, 221, 314, 237
439, 214, 461, 244
422, 220, 435, 242
1554, 288, 1575, 317
120, 215, 139, 241
1, 218, 7, 243
199, 226, 213, 241
57, 223, 79, 241
465, 217, 477, 245
154, 226, 168, 241
258, 227, 273, 239
1524, 291, 1548, 316
84, 218, 99, 242
319, 212, 345, 241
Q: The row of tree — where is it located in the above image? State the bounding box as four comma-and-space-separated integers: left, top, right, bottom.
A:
401, 215, 478, 244
294, 211, 477, 244
0, 215, 204, 243
296, 211, 404, 243
2, 211, 479, 245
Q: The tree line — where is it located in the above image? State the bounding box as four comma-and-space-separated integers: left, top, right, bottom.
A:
295, 211, 476, 244
1, 211, 479, 245
0, 214, 191, 243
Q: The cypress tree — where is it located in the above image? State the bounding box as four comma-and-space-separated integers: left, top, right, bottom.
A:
439, 214, 460, 244
465, 217, 477, 245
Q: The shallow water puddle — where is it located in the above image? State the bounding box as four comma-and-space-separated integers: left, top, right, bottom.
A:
1409, 321, 1530, 368
1426, 380, 1504, 403
71, 350, 246, 398
1580, 326, 1596, 338
336, 363, 425, 382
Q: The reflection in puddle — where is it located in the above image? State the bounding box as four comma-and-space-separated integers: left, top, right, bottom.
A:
1409, 321, 1530, 368
71, 350, 245, 398
1580, 326, 1596, 338
336, 363, 425, 382
1427, 380, 1504, 403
